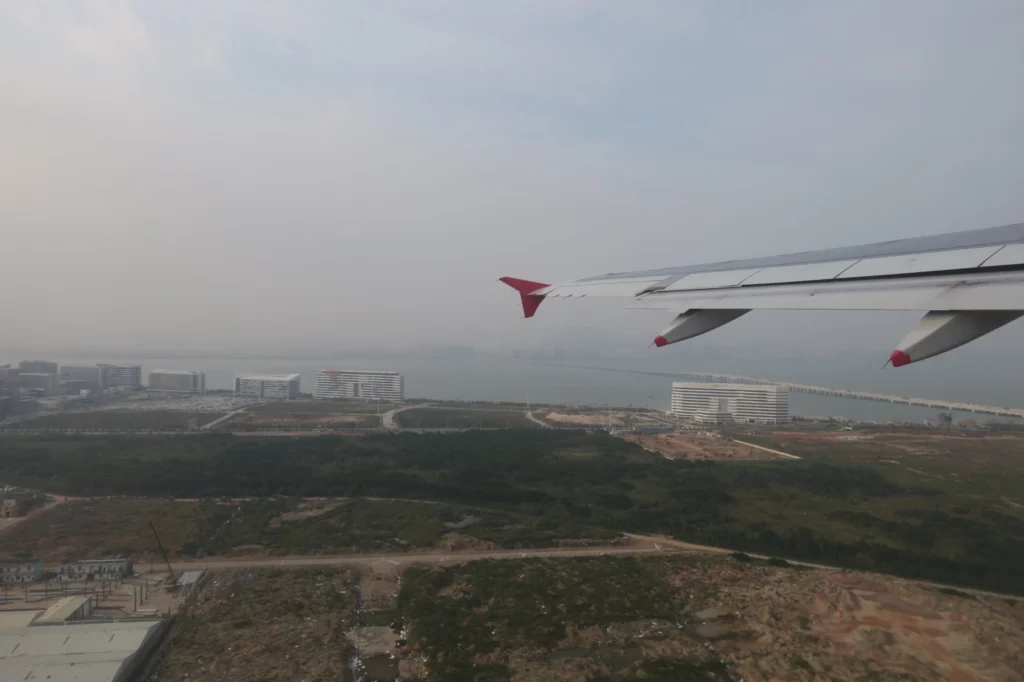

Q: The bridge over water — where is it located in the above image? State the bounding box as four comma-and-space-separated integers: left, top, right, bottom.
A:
549, 364, 1024, 420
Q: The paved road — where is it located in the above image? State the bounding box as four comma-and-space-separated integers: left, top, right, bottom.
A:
201, 408, 249, 430
524, 411, 551, 428
730, 439, 801, 460
382, 404, 422, 430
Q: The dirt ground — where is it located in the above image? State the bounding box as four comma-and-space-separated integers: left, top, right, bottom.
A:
663, 559, 1024, 682
403, 554, 1024, 682
148, 568, 358, 682
624, 432, 792, 460
545, 411, 626, 426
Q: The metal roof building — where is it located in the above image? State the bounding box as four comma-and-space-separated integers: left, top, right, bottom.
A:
37, 595, 92, 624
0, 619, 165, 682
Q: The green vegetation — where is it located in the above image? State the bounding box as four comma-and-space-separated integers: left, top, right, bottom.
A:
248, 400, 383, 415
1, 430, 1023, 593
0, 497, 617, 560
395, 407, 538, 429
400, 557, 727, 681
5, 410, 223, 432
191, 497, 617, 555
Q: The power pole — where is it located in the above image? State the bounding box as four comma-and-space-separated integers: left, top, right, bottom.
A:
148, 521, 175, 583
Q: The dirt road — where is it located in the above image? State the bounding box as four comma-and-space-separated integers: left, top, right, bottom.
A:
167, 542, 686, 572
163, 534, 1024, 602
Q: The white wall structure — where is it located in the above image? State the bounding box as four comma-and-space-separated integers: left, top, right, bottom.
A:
314, 370, 405, 402
148, 369, 205, 393
671, 382, 789, 424
234, 374, 300, 400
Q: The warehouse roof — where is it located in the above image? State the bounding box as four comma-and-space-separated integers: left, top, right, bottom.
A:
0, 611, 41, 629
0, 619, 163, 682
38, 596, 90, 624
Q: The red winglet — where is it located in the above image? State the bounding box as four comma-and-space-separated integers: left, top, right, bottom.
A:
499, 277, 550, 318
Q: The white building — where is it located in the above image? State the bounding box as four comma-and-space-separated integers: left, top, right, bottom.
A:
97, 364, 142, 389
0, 561, 42, 584
58, 557, 133, 581
671, 382, 789, 424
314, 370, 404, 402
148, 369, 205, 393
235, 374, 300, 400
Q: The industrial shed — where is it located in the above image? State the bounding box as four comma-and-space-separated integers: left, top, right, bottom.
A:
0, 618, 165, 682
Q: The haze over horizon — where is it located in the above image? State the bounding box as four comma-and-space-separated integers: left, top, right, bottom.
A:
4, 2, 1024, 382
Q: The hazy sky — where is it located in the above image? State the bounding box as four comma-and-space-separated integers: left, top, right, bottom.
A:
3, 1, 1024, 368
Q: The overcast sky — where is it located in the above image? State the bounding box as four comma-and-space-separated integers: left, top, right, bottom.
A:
3, 1, 1024, 366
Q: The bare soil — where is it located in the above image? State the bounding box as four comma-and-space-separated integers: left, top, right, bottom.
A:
545, 412, 626, 426
624, 432, 791, 460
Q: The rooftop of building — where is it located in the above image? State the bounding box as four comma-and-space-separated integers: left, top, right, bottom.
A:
0, 619, 163, 682
149, 369, 202, 375
0, 611, 41, 629
318, 370, 401, 375
672, 381, 788, 391
37, 596, 90, 624
236, 374, 301, 381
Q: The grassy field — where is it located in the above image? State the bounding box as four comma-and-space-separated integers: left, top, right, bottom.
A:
0, 497, 621, 560
395, 407, 539, 429
1, 430, 1023, 592
231, 400, 384, 430
6, 411, 224, 431
400, 554, 1024, 682
247, 400, 385, 415
0, 498, 212, 562
148, 568, 358, 682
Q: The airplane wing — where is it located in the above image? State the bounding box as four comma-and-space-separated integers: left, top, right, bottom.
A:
501, 222, 1024, 367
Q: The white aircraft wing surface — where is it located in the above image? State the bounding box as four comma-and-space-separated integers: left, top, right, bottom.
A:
501, 222, 1024, 366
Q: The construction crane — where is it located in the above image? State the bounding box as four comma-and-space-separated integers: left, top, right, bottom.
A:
148, 520, 175, 584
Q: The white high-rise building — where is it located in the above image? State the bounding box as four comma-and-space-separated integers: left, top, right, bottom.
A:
97, 364, 142, 389
234, 374, 300, 400
671, 382, 789, 424
148, 369, 206, 393
314, 370, 404, 402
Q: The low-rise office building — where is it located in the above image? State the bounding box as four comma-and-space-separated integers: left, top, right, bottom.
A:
18, 360, 58, 374
234, 374, 300, 400
98, 364, 142, 389
671, 382, 790, 424
0, 561, 43, 584
19, 372, 60, 397
59, 365, 101, 392
314, 370, 405, 402
148, 369, 205, 393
